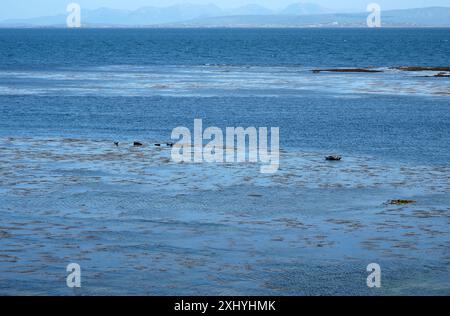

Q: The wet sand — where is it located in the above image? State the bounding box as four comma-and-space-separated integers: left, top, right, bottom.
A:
0, 137, 449, 295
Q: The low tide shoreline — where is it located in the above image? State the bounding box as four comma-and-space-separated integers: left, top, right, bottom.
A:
0, 137, 448, 295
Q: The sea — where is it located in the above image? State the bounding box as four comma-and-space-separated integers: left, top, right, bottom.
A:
0, 28, 449, 295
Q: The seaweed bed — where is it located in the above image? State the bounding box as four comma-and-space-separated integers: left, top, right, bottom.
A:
0, 137, 449, 295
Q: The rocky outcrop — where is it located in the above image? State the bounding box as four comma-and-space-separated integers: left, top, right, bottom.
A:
387, 199, 416, 205
434, 72, 450, 78
393, 66, 450, 72
312, 68, 382, 73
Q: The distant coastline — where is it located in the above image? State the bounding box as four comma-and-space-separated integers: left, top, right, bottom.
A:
1, 6, 450, 28
2, 26, 450, 29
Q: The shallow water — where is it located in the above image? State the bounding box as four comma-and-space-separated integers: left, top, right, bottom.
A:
1, 65, 449, 97
0, 137, 448, 295
0, 28, 449, 295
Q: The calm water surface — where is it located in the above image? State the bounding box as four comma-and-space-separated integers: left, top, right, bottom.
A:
0, 29, 449, 295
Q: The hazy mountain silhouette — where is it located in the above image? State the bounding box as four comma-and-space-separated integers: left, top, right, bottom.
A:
0, 2, 330, 26
1, 3, 449, 27
279, 3, 332, 15
174, 7, 450, 27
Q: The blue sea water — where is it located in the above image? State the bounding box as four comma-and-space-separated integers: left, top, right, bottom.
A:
1, 29, 450, 164
1, 28, 450, 68
0, 29, 449, 295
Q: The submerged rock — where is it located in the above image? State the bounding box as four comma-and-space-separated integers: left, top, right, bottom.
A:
325, 155, 342, 161
388, 199, 416, 205
434, 72, 450, 78
418, 72, 450, 78
393, 66, 450, 72
0, 230, 12, 238
312, 68, 382, 73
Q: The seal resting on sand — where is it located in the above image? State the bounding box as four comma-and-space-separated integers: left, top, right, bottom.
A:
325, 155, 342, 161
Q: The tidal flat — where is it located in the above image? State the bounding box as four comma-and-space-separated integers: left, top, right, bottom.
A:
1, 28, 450, 295
0, 137, 448, 295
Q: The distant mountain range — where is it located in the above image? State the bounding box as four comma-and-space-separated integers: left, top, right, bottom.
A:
174, 7, 450, 28
0, 3, 330, 27
1, 3, 449, 28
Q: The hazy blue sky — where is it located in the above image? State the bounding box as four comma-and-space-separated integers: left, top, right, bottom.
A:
1, 0, 450, 20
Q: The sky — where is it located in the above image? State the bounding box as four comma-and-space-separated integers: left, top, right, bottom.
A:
1, 0, 450, 20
